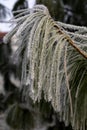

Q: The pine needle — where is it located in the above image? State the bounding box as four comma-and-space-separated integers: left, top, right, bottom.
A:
3, 5, 87, 130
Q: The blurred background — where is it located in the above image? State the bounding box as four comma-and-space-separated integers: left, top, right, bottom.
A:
0, 0, 36, 32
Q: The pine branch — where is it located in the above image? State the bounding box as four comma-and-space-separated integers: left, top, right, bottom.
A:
3, 5, 87, 130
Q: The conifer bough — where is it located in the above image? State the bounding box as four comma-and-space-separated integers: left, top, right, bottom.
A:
4, 5, 87, 130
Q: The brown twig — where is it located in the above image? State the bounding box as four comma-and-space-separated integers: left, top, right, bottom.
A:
64, 45, 73, 119
54, 23, 87, 59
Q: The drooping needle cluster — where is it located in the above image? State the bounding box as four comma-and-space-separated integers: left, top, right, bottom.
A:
4, 5, 87, 130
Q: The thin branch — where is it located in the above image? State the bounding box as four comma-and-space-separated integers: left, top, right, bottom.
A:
54, 23, 87, 59
64, 45, 73, 119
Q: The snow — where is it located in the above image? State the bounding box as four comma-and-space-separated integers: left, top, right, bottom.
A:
28, 0, 36, 8
0, 0, 36, 32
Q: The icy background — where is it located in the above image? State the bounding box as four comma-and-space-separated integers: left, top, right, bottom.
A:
0, 0, 36, 32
